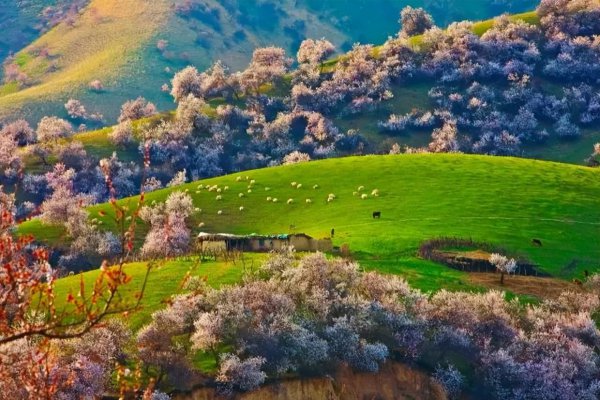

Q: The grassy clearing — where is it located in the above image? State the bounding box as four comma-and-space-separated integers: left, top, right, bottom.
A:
19, 154, 600, 289
52, 254, 265, 332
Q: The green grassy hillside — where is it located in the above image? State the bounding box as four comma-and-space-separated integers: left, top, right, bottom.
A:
19, 154, 600, 290
52, 255, 264, 331
0, 0, 536, 124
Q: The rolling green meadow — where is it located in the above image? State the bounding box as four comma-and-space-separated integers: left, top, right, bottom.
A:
23, 154, 600, 311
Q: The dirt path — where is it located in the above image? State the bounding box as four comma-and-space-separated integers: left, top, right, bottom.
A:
467, 273, 580, 299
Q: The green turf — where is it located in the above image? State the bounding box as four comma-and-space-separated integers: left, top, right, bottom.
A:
52, 254, 264, 332
20, 154, 600, 288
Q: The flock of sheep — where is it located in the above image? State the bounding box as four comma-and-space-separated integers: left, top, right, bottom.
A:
188, 175, 380, 228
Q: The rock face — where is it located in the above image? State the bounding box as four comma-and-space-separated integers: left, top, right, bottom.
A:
175, 362, 447, 400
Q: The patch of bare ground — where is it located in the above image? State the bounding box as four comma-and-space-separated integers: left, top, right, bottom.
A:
467, 272, 581, 299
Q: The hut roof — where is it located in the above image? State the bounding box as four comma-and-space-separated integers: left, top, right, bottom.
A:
197, 232, 312, 241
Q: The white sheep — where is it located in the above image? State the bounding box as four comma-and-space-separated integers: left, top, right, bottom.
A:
184, 189, 189, 193
265, 187, 271, 191
358, 185, 365, 192
247, 189, 252, 193
239, 206, 244, 211
306, 198, 312, 203
236, 176, 242, 182
287, 198, 294, 204
296, 183, 302, 189
197, 184, 204, 189
371, 189, 380, 196
217, 188, 222, 193
198, 222, 205, 227
239, 193, 245, 198
313, 184, 319, 189
194, 207, 200, 212
272, 198, 278, 203
195, 190, 201, 194
361, 194, 368, 199
245, 175, 250, 180
224, 186, 229, 191
353, 191, 358, 196
250, 180, 256, 185
215, 195, 222, 201
328, 193, 336, 199
327, 197, 334, 203
291, 181, 297, 187
267, 196, 272, 201
217, 210, 223, 215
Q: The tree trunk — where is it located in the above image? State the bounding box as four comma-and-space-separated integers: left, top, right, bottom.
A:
500, 272, 505, 285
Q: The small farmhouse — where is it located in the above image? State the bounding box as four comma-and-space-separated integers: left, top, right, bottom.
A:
197, 232, 333, 253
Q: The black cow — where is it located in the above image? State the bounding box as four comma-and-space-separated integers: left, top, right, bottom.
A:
372, 211, 381, 219
532, 238, 543, 247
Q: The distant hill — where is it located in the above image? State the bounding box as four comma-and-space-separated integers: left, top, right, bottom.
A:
0, 0, 536, 124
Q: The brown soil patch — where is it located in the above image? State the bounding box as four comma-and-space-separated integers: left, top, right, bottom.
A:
467, 273, 580, 299
441, 249, 492, 260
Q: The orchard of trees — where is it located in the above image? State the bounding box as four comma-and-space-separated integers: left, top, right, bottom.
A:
1, 1, 600, 397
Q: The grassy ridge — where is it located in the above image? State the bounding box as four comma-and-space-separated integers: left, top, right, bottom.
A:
0, 0, 170, 116
19, 154, 600, 285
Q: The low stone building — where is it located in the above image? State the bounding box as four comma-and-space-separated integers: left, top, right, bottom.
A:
197, 232, 333, 253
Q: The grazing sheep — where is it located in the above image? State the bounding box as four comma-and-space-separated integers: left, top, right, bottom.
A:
217, 210, 223, 215
267, 196, 272, 201
353, 191, 358, 196
296, 183, 302, 189
358, 185, 365, 191
239, 206, 244, 211
250, 180, 256, 185
217, 188, 222, 193
327, 197, 334, 203
273, 198, 278, 203
306, 198, 312, 203
197, 184, 204, 189
194, 207, 200, 212
361, 194, 368, 199
265, 187, 271, 191
197, 208, 202, 213
371, 189, 379, 196
313, 184, 319, 189
184, 189, 189, 193
328, 194, 336, 199
198, 222, 205, 227
195, 191, 201, 194
236, 176, 242, 182
239, 193, 244, 198
245, 175, 250, 180
247, 189, 252, 193
291, 181, 297, 187
224, 186, 229, 191
287, 199, 294, 204
215, 195, 222, 201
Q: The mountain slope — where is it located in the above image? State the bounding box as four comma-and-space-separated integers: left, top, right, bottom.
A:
0, 0, 536, 123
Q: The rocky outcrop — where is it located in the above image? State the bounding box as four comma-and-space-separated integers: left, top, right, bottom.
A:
175, 362, 447, 400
